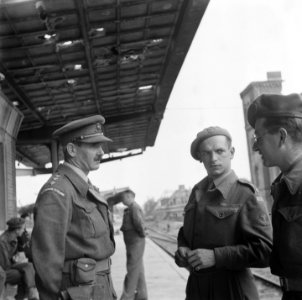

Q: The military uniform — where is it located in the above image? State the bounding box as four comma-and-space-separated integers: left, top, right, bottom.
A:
31, 115, 116, 300
32, 163, 116, 300
247, 93, 302, 299
0, 219, 36, 299
120, 201, 147, 300
270, 161, 302, 298
177, 170, 273, 300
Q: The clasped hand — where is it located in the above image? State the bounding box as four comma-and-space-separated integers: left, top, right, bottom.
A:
175, 247, 215, 271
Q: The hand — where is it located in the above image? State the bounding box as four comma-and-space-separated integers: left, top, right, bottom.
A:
178, 246, 190, 258
187, 248, 215, 271
174, 247, 190, 268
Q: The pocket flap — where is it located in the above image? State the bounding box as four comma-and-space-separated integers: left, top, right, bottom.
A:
75, 258, 96, 272
73, 197, 96, 213
278, 206, 302, 222
206, 205, 240, 219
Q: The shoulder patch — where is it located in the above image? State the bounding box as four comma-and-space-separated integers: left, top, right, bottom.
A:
41, 187, 65, 197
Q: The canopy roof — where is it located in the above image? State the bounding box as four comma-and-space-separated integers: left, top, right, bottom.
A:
0, 0, 209, 172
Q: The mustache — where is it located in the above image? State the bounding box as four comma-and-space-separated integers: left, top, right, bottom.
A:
94, 154, 103, 162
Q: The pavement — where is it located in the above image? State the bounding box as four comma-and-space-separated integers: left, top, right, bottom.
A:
111, 234, 188, 300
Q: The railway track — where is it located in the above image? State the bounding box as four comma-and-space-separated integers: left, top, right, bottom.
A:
147, 227, 282, 300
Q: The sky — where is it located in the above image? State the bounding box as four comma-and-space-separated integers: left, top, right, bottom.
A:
16, 0, 302, 207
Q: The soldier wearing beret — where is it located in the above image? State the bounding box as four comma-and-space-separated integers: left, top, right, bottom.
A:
31, 115, 116, 300
175, 126, 273, 300
0, 217, 38, 299
247, 93, 302, 299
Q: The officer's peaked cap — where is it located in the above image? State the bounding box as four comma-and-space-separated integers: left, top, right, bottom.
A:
190, 126, 232, 160
247, 93, 302, 128
53, 115, 112, 144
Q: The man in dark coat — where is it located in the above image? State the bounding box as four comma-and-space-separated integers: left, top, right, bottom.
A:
247, 93, 302, 300
31, 115, 116, 300
119, 189, 147, 300
175, 126, 273, 300
0, 217, 38, 300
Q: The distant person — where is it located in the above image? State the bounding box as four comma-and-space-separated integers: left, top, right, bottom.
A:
247, 93, 302, 300
118, 189, 148, 300
175, 126, 273, 300
0, 217, 38, 300
31, 115, 116, 300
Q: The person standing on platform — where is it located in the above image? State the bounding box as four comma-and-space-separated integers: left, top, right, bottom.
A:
119, 189, 147, 300
31, 115, 116, 300
247, 93, 302, 300
175, 126, 273, 300
0, 217, 38, 300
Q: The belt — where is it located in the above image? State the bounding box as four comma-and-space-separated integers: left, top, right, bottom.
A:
63, 258, 111, 273
280, 277, 302, 291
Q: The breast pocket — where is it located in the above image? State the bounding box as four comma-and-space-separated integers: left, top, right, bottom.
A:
73, 199, 107, 239
277, 206, 302, 259
205, 205, 240, 220
205, 205, 241, 244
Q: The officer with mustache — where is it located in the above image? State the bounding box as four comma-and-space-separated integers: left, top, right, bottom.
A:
31, 115, 116, 300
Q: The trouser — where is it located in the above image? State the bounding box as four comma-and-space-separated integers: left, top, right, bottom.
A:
6, 262, 36, 300
185, 268, 259, 300
0, 266, 5, 300
282, 291, 302, 300
120, 234, 147, 300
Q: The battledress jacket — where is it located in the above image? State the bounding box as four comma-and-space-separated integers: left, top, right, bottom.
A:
31, 164, 115, 300
270, 169, 302, 278
177, 170, 273, 300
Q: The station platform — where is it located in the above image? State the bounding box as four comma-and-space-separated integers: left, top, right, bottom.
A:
111, 234, 188, 300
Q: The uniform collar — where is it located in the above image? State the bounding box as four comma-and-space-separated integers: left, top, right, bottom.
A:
212, 170, 237, 199
58, 163, 89, 197
64, 162, 88, 183
281, 157, 302, 195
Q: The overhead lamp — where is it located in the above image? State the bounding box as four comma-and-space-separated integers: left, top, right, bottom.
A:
12, 101, 19, 106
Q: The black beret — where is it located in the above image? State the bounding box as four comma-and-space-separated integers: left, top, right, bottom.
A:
190, 126, 232, 160
247, 93, 302, 128
53, 115, 112, 144
7, 217, 25, 230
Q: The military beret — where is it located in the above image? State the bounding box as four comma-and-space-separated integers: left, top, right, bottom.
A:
53, 115, 112, 144
247, 93, 302, 128
190, 126, 232, 160
7, 217, 25, 230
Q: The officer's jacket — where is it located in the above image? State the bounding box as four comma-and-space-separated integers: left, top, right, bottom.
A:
120, 202, 146, 237
31, 164, 115, 300
178, 170, 272, 270
270, 172, 302, 278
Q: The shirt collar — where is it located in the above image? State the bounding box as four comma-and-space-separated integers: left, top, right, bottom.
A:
281, 157, 302, 195
212, 170, 238, 199
64, 162, 88, 183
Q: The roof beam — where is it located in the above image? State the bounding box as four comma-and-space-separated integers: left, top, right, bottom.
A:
17, 110, 154, 144
74, 0, 101, 114
0, 64, 46, 124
